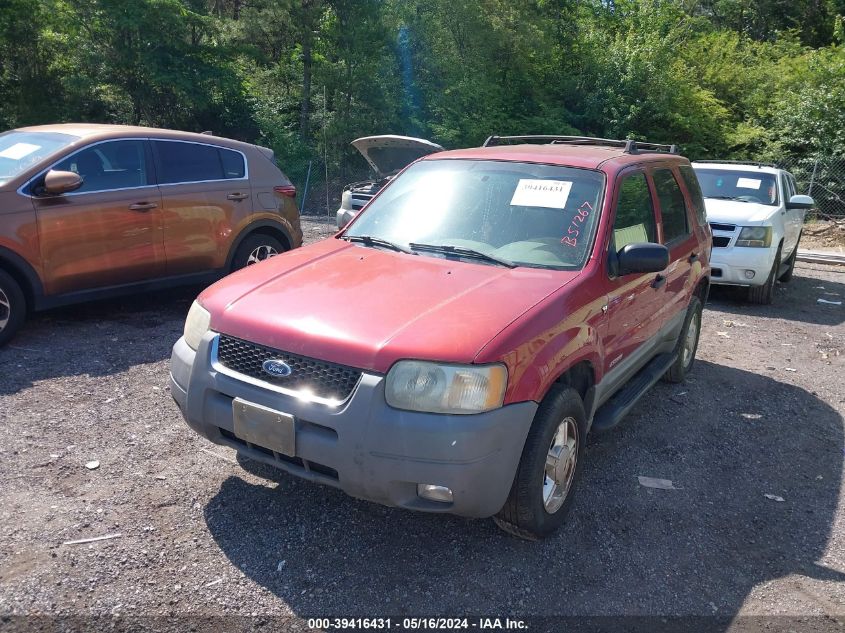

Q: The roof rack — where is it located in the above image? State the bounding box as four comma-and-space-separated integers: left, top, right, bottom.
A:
693, 159, 777, 168
482, 135, 680, 155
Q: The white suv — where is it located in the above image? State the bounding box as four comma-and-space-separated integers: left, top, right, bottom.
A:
691, 161, 814, 304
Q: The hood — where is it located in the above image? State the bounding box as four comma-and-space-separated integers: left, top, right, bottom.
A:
703, 198, 778, 224
351, 135, 444, 177
201, 239, 579, 373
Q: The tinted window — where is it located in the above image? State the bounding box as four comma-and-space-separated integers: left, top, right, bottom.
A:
155, 141, 224, 184
220, 147, 245, 179
653, 169, 690, 243
53, 140, 148, 193
679, 165, 706, 225
613, 173, 656, 250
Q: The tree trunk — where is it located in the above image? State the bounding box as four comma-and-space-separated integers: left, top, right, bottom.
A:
300, 37, 312, 138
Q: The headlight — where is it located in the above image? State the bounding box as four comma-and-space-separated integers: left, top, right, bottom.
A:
341, 189, 353, 210
183, 300, 211, 351
735, 226, 772, 248
385, 361, 508, 414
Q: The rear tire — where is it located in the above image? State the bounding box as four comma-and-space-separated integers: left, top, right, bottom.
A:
747, 243, 781, 305
662, 296, 702, 384
0, 269, 26, 347
494, 386, 587, 540
231, 233, 285, 272
778, 234, 800, 282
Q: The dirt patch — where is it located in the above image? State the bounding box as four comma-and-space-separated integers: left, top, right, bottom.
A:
801, 220, 845, 253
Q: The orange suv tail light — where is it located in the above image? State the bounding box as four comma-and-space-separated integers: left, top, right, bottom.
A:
274, 185, 297, 198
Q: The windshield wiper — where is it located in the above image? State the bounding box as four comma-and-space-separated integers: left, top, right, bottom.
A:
341, 234, 413, 254
408, 243, 517, 268
705, 195, 751, 203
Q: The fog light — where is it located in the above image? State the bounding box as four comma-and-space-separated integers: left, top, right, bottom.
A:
744, 270, 756, 279
417, 484, 453, 503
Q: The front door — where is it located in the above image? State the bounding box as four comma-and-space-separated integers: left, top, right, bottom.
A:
603, 170, 664, 382
32, 139, 165, 295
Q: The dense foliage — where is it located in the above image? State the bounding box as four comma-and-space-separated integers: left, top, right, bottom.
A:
1, 0, 843, 187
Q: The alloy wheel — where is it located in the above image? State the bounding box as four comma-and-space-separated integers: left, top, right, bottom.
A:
682, 311, 700, 368
543, 416, 579, 514
0, 287, 10, 331
246, 244, 279, 266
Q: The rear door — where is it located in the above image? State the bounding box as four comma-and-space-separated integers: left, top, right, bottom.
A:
32, 139, 165, 295
152, 140, 252, 276
603, 169, 663, 380
651, 166, 698, 330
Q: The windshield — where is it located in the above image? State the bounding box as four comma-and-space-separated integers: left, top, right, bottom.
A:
693, 168, 779, 206
343, 159, 605, 270
0, 130, 79, 186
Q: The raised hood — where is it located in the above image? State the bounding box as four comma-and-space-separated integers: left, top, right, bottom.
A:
200, 239, 579, 374
704, 198, 778, 224
351, 135, 444, 178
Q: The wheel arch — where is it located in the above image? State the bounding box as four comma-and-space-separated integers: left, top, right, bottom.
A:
224, 220, 293, 271
549, 360, 596, 416
0, 246, 43, 312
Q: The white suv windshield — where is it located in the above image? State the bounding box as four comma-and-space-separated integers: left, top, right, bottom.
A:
0, 130, 79, 186
694, 168, 779, 206
344, 159, 605, 270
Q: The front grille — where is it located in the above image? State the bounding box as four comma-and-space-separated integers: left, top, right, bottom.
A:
216, 335, 362, 402
710, 222, 736, 232
351, 192, 375, 210
713, 236, 731, 248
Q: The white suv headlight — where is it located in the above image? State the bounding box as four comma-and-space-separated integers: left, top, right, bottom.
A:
184, 301, 211, 351
385, 361, 508, 414
736, 226, 772, 248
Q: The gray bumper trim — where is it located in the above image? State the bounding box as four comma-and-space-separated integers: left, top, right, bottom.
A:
170, 333, 537, 518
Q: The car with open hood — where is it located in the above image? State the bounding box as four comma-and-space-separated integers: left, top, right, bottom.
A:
171, 135, 712, 539
335, 135, 443, 229
692, 161, 813, 304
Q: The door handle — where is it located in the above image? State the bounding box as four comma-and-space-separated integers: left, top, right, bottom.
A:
689, 252, 699, 263
652, 274, 667, 289
128, 202, 157, 211
227, 192, 250, 201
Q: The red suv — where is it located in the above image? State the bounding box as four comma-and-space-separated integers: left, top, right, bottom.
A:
170, 135, 711, 539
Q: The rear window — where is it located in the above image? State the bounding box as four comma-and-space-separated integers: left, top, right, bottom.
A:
153, 141, 245, 184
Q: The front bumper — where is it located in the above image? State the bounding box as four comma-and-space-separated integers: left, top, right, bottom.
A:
170, 334, 537, 518
709, 246, 776, 286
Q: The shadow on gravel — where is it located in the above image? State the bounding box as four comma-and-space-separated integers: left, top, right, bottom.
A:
204, 361, 844, 623
709, 266, 844, 326
0, 286, 200, 395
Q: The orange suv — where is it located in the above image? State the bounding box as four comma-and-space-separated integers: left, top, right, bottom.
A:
0, 123, 303, 345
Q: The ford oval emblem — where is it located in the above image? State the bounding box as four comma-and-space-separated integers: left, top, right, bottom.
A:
262, 359, 292, 378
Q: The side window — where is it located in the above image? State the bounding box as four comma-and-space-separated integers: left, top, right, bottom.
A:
613, 172, 657, 251
220, 147, 246, 179
154, 141, 224, 184
679, 165, 706, 225
653, 168, 690, 243
784, 173, 797, 199
53, 140, 148, 193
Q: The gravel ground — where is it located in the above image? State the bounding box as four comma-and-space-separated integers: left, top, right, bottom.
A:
1, 217, 844, 629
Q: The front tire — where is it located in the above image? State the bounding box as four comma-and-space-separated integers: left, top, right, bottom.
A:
0, 269, 26, 347
747, 243, 782, 305
662, 296, 702, 384
231, 233, 285, 272
494, 386, 587, 540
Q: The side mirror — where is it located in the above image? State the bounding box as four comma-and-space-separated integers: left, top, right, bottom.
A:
43, 169, 83, 195
617, 242, 670, 276
787, 194, 814, 210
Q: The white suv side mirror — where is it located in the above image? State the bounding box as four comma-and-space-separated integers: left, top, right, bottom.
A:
787, 194, 814, 210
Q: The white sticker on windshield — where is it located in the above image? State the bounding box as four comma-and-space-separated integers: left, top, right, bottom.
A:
510, 179, 572, 209
736, 177, 762, 190
0, 142, 40, 160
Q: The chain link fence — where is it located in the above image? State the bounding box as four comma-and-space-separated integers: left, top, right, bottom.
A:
775, 156, 845, 221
